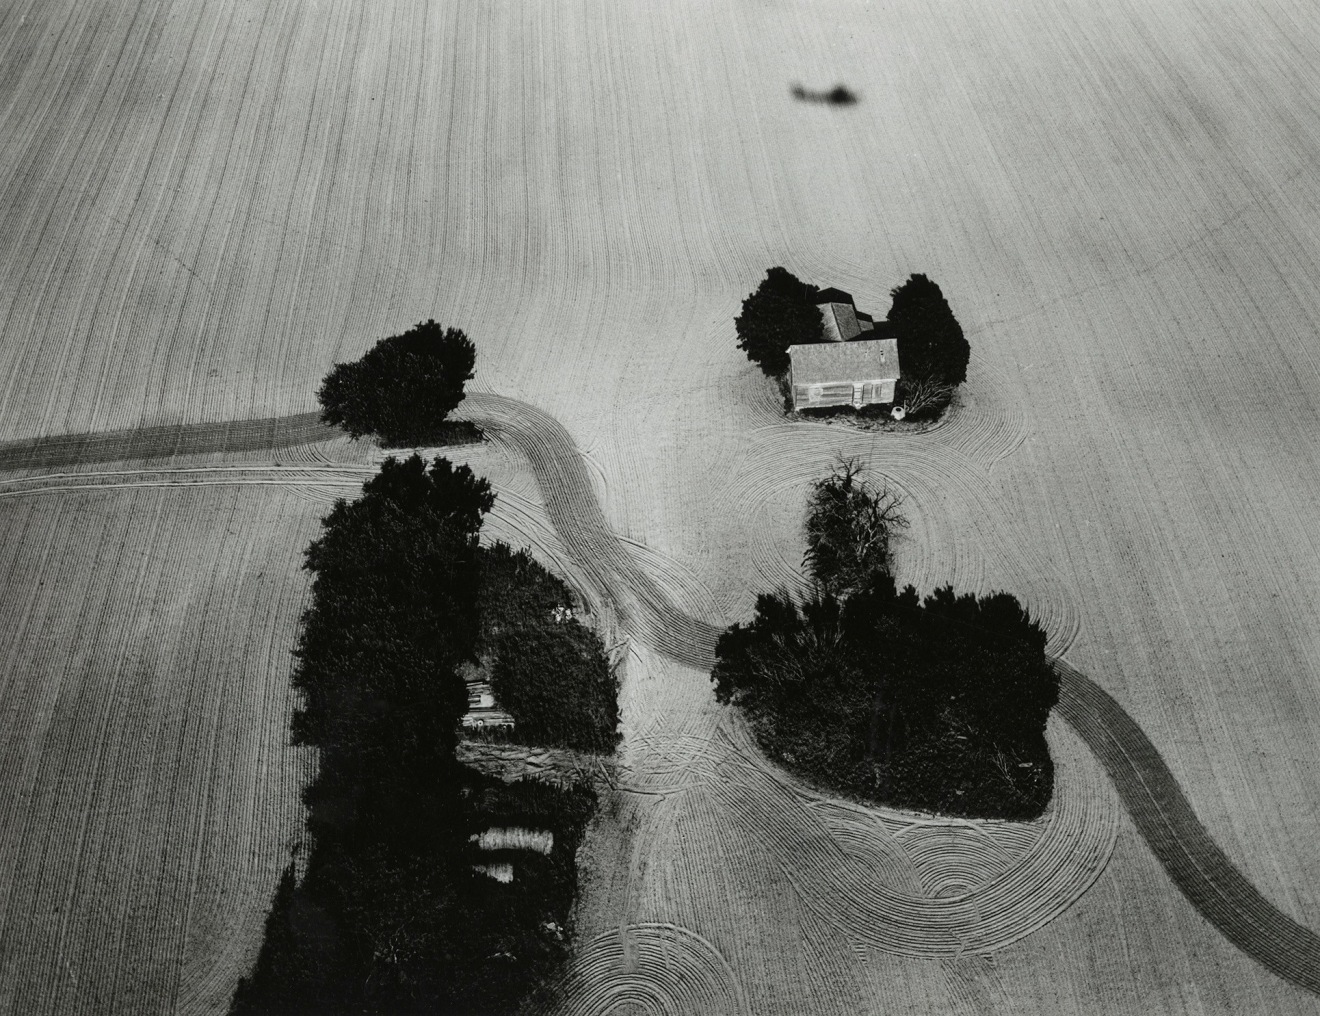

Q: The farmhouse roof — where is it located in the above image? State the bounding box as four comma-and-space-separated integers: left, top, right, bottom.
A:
814, 287, 855, 305
817, 300, 863, 342
789, 338, 900, 384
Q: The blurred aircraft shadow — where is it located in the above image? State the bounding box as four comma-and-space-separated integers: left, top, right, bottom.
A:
790, 83, 859, 106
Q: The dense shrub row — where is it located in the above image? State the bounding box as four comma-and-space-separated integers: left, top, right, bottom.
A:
232, 454, 615, 1015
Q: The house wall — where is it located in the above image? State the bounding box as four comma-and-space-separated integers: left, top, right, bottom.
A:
793, 378, 896, 410
794, 381, 853, 409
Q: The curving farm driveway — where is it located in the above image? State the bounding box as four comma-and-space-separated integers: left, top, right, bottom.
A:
0, 396, 1316, 996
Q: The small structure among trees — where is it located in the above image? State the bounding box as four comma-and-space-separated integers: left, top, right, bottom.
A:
789, 289, 901, 411
736, 268, 970, 421
814, 287, 875, 342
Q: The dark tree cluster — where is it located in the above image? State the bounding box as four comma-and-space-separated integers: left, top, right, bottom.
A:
888, 273, 970, 406
317, 320, 478, 447
478, 543, 622, 754
232, 454, 615, 1016
712, 576, 1057, 819
713, 461, 1057, 820
735, 267, 823, 377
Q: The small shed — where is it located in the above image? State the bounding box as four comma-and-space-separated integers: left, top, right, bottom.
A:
788, 338, 901, 411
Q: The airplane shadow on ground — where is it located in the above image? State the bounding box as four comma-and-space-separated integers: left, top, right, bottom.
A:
791, 83, 859, 106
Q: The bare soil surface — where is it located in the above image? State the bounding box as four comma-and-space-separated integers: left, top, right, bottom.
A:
4, 0, 1320, 1012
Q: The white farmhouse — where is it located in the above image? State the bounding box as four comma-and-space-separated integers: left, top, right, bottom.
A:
787, 288, 901, 412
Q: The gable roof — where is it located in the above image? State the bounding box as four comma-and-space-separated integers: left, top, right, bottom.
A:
789, 338, 900, 385
819, 301, 863, 341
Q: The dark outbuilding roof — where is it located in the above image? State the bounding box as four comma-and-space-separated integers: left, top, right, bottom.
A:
814, 287, 856, 306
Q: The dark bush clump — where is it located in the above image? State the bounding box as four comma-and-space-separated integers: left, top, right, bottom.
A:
888, 274, 970, 390
714, 459, 1057, 820
713, 574, 1058, 820
735, 267, 823, 378
803, 457, 907, 597
318, 320, 477, 447
491, 622, 620, 754
477, 542, 621, 754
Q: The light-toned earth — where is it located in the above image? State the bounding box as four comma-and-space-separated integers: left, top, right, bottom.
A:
1, 0, 1319, 1012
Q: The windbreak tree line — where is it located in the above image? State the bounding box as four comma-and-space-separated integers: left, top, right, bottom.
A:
318, 319, 479, 447
232, 454, 617, 1016
713, 462, 1058, 820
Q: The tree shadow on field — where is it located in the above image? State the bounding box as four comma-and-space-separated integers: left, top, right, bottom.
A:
790, 83, 859, 106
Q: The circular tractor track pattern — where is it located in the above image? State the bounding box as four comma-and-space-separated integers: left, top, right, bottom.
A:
706, 717, 1117, 957
546, 922, 750, 1016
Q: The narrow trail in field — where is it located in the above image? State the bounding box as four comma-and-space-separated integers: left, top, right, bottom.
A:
0, 412, 335, 471
0, 464, 371, 502
1, 399, 1316, 996
1053, 660, 1320, 996
459, 393, 721, 669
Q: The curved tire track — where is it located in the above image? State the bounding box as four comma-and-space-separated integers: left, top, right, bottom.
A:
1054, 660, 1320, 995
460, 393, 720, 670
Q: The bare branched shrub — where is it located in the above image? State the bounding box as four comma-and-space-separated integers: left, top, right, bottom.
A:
897, 375, 954, 418
803, 456, 908, 596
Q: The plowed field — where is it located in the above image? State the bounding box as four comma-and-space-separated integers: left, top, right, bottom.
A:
0, 487, 317, 1015
3, 0, 1320, 1013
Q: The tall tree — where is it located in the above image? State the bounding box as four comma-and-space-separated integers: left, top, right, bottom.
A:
803, 457, 907, 596
887, 274, 970, 388
735, 267, 824, 377
318, 320, 476, 446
